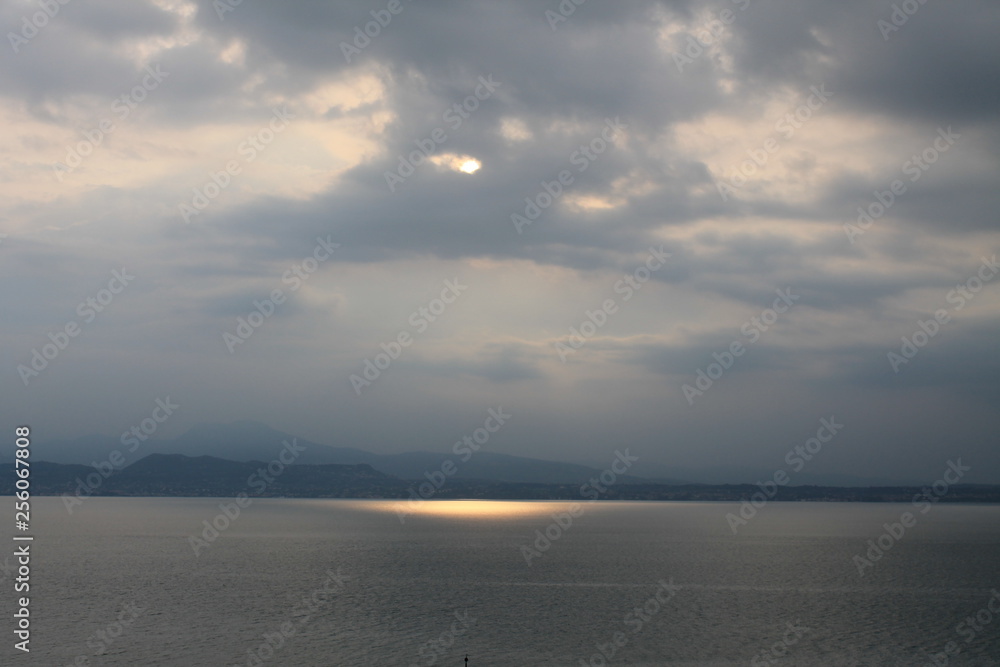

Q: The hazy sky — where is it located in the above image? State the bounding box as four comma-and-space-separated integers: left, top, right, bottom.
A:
3, 0, 998, 482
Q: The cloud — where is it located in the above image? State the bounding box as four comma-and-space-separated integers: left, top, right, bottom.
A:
1, 0, 998, 482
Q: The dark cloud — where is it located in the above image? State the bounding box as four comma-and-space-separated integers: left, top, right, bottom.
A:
1, 0, 998, 482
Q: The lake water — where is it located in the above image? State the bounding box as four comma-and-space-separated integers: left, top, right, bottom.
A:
10, 498, 1000, 666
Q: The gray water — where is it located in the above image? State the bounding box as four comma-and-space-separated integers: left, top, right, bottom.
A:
9, 498, 1000, 666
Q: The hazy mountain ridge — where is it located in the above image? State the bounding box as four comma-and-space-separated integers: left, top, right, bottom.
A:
28, 420, 657, 485
24, 420, 919, 487
5, 454, 1000, 503
13, 454, 404, 499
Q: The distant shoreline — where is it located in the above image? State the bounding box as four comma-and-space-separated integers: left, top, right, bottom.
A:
7, 456, 1000, 504
9, 494, 1000, 503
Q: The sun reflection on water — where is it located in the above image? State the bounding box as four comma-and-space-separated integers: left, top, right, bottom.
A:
354, 499, 579, 520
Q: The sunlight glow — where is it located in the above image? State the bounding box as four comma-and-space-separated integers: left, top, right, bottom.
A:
359, 500, 580, 519
459, 159, 481, 174
429, 153, 482, 175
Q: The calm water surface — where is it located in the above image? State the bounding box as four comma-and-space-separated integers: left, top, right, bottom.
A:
10, 498, 1000, 666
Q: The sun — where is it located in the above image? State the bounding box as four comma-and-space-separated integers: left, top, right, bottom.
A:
429, 154, 482, 175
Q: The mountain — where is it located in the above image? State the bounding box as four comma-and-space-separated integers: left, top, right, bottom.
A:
161, 422, 380, 466
30, 421, 648, 485
35, 421, 377, 468
26, 421, 914, 487
5, 456, 1000, 503
371, 450, 632, 484
17, 454, 404, 498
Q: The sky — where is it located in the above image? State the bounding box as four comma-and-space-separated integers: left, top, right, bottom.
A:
2, 0, 999, 483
